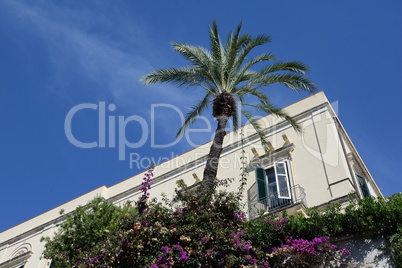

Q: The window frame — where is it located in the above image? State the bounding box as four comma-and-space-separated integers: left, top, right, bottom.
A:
255, 159, 294, 208
274, 161, 292, 199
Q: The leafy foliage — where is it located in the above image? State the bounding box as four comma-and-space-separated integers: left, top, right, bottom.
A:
42, 170, 349, 267
281, 194, 402, 239
388, 229, 402, 267
40, 197, 135, 267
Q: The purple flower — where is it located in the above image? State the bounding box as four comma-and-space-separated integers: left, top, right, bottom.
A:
339, 246, 351, 255
266, 218, 288, 231
178, 250, 189, 263
172, 210, 183, 216
161, 246, 171, 254
245, 255, 258, 264
139, 167, 154, 203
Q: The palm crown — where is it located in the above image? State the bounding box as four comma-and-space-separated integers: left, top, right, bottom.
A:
142, 21, 316, 194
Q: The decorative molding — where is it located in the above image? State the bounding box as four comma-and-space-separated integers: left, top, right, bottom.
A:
347, 152, 355, 165
282, 134, 291, 146
0, 251, 32, 268
247, 143, 295, 171
0, 214, 68, 249
267, 141, 275, 152
192, 173, 201, 183
251, 147, 259, 158
9, 243, 32, 259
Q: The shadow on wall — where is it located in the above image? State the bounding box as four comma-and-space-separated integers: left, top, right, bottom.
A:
336, 236, 394, 267
247, 182, 265, 219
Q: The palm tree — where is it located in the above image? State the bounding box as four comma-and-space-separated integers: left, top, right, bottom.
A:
141, 21, 316, 195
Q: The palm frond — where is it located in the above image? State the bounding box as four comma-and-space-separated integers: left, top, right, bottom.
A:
141, 67, 219, 95
242, 103, 301, 132
230, 53, 276, 89
171, 43, 213, 71
209, 20, 223, 63
232, 34, 272, 72
234, 87, 270, 105
239, 89, 302, 133
260, 61, 310, 75
223, 22, 243, 89
177, 92, 213, 137
244, 73, 316, 93
241, 110, 270, 154
209, 20, 224, 91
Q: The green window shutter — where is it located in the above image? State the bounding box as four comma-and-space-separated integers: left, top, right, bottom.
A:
255, 167, 267, 205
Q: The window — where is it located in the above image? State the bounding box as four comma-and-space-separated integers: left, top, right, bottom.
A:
255, 161, 293, 211
356, 174, 370, 198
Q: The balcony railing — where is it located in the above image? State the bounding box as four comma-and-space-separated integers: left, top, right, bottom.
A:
259, 184, 306, 213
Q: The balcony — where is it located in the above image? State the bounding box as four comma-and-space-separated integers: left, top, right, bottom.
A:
249, 184, 307, 219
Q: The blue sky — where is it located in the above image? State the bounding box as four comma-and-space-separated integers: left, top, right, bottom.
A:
1, 0, 401, 232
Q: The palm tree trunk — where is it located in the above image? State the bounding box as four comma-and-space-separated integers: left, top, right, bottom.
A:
202, 115, 229, 195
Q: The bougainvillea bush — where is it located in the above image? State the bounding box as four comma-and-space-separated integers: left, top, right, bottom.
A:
43, 168, 351, 267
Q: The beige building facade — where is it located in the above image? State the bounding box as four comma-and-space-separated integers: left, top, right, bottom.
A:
0, 91, 383, 267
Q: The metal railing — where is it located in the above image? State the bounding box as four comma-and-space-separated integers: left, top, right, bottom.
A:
259, 184, 306, 212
